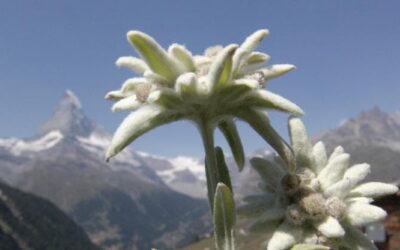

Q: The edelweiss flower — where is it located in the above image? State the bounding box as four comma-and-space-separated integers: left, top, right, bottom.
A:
105, 29, 303, 171
239, 117, 399, 250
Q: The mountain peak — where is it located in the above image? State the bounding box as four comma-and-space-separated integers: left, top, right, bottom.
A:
39, 90, 95, 137
317, 107, 400, 152
64, 89, 82, 109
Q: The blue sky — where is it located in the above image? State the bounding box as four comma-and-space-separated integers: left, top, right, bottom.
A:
1, 1, 399, 157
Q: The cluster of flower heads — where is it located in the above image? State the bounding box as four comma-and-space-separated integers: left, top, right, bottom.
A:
105, 29, 303, 166
239, 117, 399, 250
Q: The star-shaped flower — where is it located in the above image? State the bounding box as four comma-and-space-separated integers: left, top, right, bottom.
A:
105, 29, 303, 172
239, 117, 398, 250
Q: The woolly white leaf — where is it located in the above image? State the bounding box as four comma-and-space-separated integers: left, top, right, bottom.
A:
232, 29, 269, 75
313, 216, 345, 238
328, 146, 344, 163
147, 89, 183, 109
345, 197, 374, 204
345, 203, 387, 226
106, 105, 181, 161
115, 56, 149, 74
127, 31, 182, 82
105, 90, 126, 100
324, 178, 352, 198
174, 72, 198, 99
246, 89, 304, 115
311, 141, 328, 174
288, 117, 313, 168
258, 64, 296, 81
246, 52, 270, 65
343, 163, 371, 188
241, 29, 269, 52
349, 182, 398, 198
111, 96, 141, 111
168, 43, 196, 72
143, 70, 169, 86
318, 153, 350, 190
120, 77, 149, 93
232, 78, 259, 88
208, 44, 237, 89
267, 220, 301, 250
193, 55, 211, 66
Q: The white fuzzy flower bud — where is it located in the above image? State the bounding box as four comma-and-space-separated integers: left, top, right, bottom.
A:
286, 204, 307, 225
325, 197, 346, 219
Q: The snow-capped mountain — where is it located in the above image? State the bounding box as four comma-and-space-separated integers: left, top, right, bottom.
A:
0, 90, 211, 250
317, 106, 400, 152
316, 107, 400, 184
137, 151, 207, 198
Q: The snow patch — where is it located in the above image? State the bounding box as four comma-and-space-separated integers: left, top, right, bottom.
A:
0, 131, 63, 155
168, 156, 205, 181
137, 152, 206, 183
77, 131, 140, 166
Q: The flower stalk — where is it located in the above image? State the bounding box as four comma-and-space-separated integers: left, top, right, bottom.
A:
198, 119, 219, 208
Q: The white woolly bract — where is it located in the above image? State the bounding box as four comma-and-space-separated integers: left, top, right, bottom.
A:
345, 202, 387, 226
312, 216, 344, 238
349, 182, 399, 198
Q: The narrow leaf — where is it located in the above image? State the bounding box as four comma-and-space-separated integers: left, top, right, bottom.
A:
246, 52, 270, 65
328, 146, 344, 163
115, 56, 149, 74
120, 78, 149, 93
349, 182, 398, 198
127, 31, 182, 82
241, 29, 269, 52
232, 29, 269, 76
147, 88, 183, 109
208, 44, 237, 89
245, 89, 304, 115
213, 183, 236, 250
311, 141, 328, 174
236, 108, 296, 172
312, 216, 345, 238
168, 43, 196, 72
218, 119, 245, 171
215, 147, 233, 191
205, 147, 234, 210
258, 64, 296, 81
111, 96, 141, 111
343, 163, 371, 188
267, 220, 301, 250
105, 90, 126, 101
288, 116, 313, 168
106, 105, 181, 161
318, 153, 350, 190
345, 203, 387, 226
175, 72, 198, 99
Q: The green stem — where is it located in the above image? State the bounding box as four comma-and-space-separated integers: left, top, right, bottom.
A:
198, 119, 219, 210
